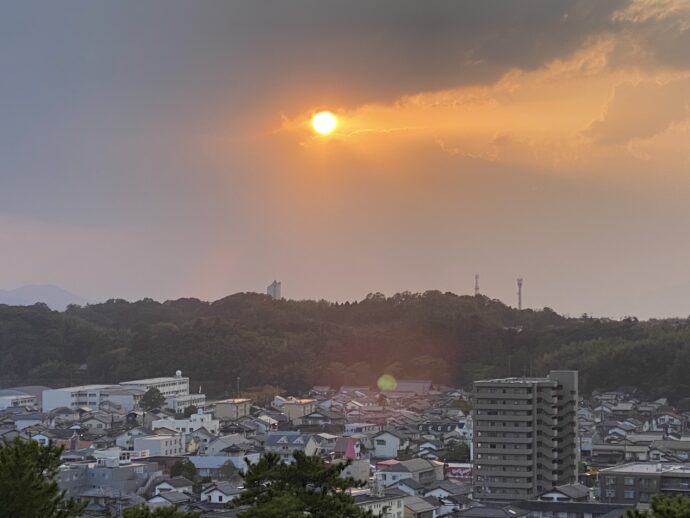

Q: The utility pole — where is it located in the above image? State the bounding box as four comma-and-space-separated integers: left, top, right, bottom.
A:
236, 376, 241, 398
474, 274, 480, 296
517, 278, 523, 310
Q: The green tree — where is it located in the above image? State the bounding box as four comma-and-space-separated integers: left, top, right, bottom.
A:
448, 398, 472, 414
0, 438, 85, 518
183, 404, 198, 418
232, 451, 371, 517
124, 506, 199, 518
170, 459, 200, 483
443, 440, 470, 462
625, 494, 690, 517
140, 387, 165, 410
220, 459, 241, 481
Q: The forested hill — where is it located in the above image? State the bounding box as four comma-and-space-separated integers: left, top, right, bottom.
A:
1, 291, 690, 405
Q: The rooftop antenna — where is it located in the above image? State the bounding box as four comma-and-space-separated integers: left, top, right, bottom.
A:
474, 274, 480, 296
517, 278, 523, 310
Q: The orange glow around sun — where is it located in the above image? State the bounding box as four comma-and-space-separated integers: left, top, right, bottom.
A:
312, 111, 337, 135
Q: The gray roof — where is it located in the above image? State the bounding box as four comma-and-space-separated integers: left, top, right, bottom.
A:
395, 478, 424, 490
381, 458, 435, 473
264, 431, 312, 448
157, 476, 193, 489
651, 440, 690, 451
14, 413, 46, 420
457, 504, 528, 517
403, 495, 438, 513
353, 488, 406, 505
158, 491, 191, 504
548, 483, 590, 500
424, 479, 470, 496
514, 500, 630, 516
203, 481, 243, 496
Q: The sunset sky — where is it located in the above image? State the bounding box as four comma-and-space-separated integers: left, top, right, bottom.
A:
2, 1, 690, 318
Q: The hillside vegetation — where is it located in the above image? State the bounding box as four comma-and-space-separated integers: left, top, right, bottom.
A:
1, 291, 689, 403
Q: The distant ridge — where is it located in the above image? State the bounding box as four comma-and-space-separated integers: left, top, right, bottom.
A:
0, 284, 88, 311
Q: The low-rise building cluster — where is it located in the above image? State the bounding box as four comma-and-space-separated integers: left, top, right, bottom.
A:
2, 369, 690, 516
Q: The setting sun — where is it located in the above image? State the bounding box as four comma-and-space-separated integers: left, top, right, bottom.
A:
311, 111, 337, 135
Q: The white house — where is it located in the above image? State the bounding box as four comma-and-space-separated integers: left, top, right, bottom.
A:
372, 430, 410, 459
201, 481, 243, 504
153, 476, 194, 495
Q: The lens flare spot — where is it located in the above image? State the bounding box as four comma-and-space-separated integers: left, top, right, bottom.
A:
377, 374, 397, 391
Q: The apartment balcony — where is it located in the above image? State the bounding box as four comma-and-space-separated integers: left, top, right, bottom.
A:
474, 413, 534, 422
476, 446, 533, 456
474, 490, 531, 502
476, 392, 535, 400
475, 403, 535, 411
478, 467, 533, 478
482, 480, 534, 490
661, 481, 690, 492
475, 423, 533, 432
478, 457, 533, 467
476, 435, 534, 444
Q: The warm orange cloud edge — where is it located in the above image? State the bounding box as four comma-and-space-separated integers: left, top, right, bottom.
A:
277, 34, 690, 181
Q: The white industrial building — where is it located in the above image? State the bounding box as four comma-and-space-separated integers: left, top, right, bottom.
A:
0, 391, 37, 409
42, 370, 205, 413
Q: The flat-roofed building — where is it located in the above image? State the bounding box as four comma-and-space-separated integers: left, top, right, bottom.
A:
599, 462, 690, 505
473, 370, 578, 502
42, 371, 205, 413
133, 433, 185, 457
0, 389, 37, 409
43, 384, 117, 412
214, 398, 252, 420
119, 371, 189, 399
280, 398, 317, 425
119, 370, 205, 412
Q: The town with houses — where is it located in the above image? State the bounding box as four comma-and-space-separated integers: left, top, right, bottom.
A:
3, 368, 690, 517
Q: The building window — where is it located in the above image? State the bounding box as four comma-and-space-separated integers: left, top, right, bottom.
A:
624, 477, 634, 486
624, 490, 635, 499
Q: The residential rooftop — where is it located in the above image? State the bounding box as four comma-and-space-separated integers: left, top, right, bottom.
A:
475, 377, 552, 384
600, 462, 690, 475
120, 376, 188, 385
44, 384, 114, 392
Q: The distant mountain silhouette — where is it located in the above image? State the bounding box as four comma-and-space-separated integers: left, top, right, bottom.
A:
0, 285, 88, 311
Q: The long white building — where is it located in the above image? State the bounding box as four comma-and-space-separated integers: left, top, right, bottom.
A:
42, 371, 205, 413
42, 384, 144, 412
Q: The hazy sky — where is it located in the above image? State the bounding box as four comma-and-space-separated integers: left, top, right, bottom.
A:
2, 0, 690, 318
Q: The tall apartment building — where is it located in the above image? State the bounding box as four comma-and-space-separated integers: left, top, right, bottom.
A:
473, 370, 578, 502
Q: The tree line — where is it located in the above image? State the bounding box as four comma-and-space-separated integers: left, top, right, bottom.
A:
1, 291, 690, 402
